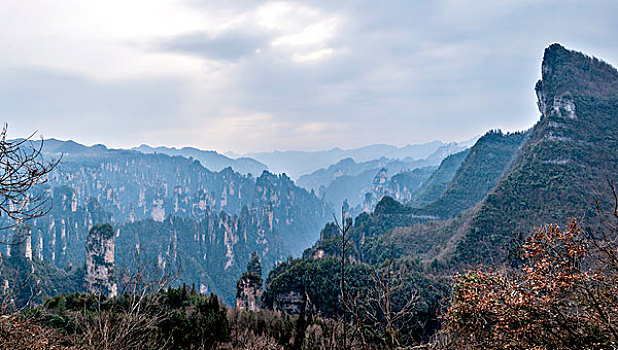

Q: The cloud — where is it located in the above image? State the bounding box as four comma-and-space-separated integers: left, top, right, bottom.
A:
0, 67, 186, 145
1, 0, 617, 153
162, 30, 269, 61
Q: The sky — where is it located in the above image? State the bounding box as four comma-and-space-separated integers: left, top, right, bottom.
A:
0, 0, 617, 154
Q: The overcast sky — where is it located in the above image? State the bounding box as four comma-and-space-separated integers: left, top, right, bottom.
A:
1, 0, 616, 153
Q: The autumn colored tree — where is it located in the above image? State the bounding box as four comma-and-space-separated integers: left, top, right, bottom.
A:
442, 218, 618, 349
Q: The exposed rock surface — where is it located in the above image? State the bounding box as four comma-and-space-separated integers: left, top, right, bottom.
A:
235, 252, 264, 311
273, 290, 307, 315
85, 224, 117, 297
0, 142, 331, 302
444, 43, 618, 265
8, 225, 32, 261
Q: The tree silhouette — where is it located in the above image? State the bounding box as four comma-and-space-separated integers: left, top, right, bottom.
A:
0, 124, 59, 231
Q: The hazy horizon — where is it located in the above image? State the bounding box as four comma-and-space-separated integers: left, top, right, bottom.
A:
2, 1, 617, 153
32, 133, 479, 156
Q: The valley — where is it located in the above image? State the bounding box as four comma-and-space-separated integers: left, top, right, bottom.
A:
1, 43, 617, 349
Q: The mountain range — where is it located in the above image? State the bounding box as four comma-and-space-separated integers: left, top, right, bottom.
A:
263, 44, 618, 323
0, 140, 332, 302
3, 43, 615, 317
235, 138, 477, 180
133, 144, 268, 176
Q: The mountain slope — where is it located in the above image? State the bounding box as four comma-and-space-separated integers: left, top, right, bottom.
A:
409, 149, 470, 208
448, 44, 618, 264
417, 130, 528, 219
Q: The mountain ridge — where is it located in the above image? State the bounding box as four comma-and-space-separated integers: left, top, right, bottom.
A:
446, 43, 618, 264
133, 144, 268, 175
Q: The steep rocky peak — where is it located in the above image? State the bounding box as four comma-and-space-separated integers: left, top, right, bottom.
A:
536, 43, 618, 117
85, 224, 117, 297
8, 225, 32, 261
257, 170, 276, 184
246, 251, 262, 277
235, 251, 264, 311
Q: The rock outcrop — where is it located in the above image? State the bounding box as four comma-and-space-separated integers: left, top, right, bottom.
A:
0, 144, 332, 302
272, 290, 308, 315
446, 44, 618, 265
235, 252, 264, 311
85, 224, 117, 297
8, 225, 32, 262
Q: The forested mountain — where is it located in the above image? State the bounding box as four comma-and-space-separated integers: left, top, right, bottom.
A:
415, 130, 528, 219
408, 149, 470, 208
133, 144, 268, 175
262, 44, 618, 343
0, 140, 331, 302
447, 43, 618, 264
3, 43, 618, 350
350, 44, 618, 266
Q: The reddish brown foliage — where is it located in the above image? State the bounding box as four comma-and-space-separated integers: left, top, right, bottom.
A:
0, 314, 74, 350
442, 220, 618, 349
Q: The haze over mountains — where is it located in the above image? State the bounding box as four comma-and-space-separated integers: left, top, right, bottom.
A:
230, 138, 478, 180
0, 129, 482, 303
133, 144, 269, 176
129, 139, 477, 180
2, 40, 618, 349
1, 132, 476, 301
1, 139, 332, 301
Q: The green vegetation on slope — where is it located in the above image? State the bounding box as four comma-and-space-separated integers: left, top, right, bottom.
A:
409, 149, 469, 208
418, 130, 528, 219
450, 44, 618, 265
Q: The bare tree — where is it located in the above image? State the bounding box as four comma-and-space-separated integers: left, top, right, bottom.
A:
332, 205, 356, 349
346, 256, 419, 350
333, 206, 353, 313
0, 124, 59, 230
77, 250, 180, 350
366, 259, 418, 349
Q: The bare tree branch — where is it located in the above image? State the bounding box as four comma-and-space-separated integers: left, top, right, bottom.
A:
0, 124, 60, 232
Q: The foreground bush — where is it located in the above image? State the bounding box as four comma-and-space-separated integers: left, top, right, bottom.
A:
0, 313, 74, 350
440, 219, 618, 349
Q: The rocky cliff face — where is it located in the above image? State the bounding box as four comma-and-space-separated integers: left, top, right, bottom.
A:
4, 187, 112, 269
0, 223, 86, 307
39, 145, 330, 243
362, 166, 436, 212
235, 252, 264, 311
272, 290, 307, 315
85, 224, 117, 297
0, 142, 331, 302
8, 225, 32, 262
114, 203, 282, 302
